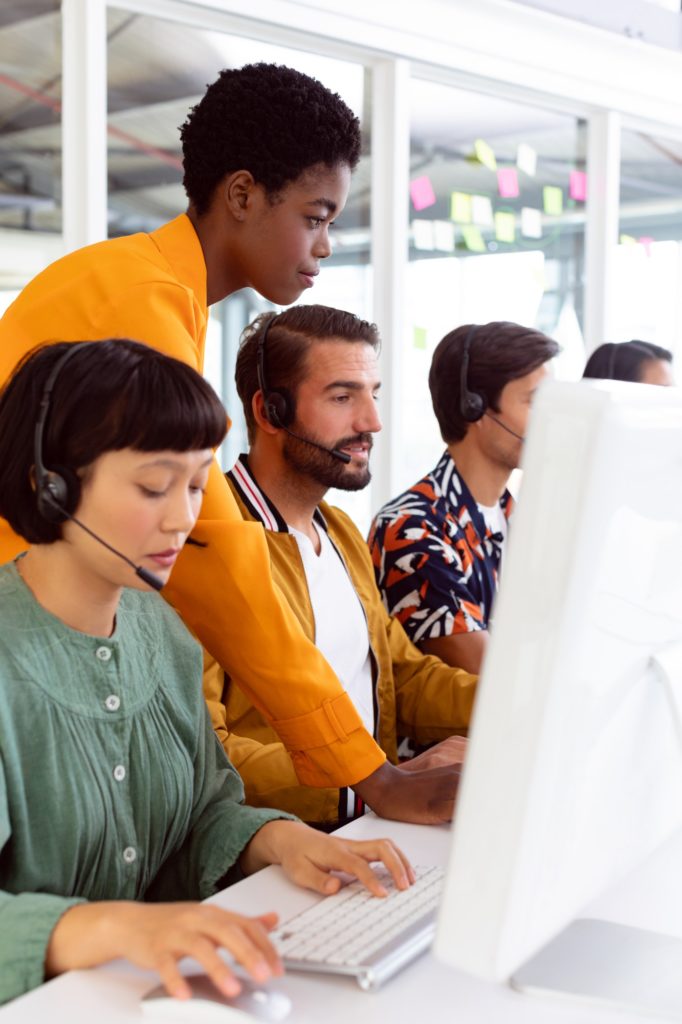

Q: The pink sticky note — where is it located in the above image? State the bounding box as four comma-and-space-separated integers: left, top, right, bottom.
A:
497, 167, 519, 199
410, 175, 436, 212
638, 236, 654, 257
569, 170, 587, 201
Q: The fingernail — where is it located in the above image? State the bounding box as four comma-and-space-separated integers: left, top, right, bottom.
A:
324, 879, 337, 893
221, 977, 241, 997
253, 958, 271, 981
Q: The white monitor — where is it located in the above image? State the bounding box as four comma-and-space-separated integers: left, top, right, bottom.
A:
434, 379, 682, 1015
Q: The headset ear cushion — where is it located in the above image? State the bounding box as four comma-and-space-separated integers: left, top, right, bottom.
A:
36, 465, 81, 523
461, 390, 488, 423
267, 388, 295, 428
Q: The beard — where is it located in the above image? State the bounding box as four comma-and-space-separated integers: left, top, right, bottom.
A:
282, 430, 373, 492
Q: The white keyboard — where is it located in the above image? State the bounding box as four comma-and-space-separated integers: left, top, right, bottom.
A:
272, 865, 443, 990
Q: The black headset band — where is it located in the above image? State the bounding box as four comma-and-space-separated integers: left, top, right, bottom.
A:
460, 324, 478, 401
255, 313, 277, 404
34, 343, 89, 490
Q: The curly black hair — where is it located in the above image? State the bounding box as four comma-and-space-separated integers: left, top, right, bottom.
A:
180, 63, 362, 214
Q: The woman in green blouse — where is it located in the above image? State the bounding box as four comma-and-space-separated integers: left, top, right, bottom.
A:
0, 340, 413, 1005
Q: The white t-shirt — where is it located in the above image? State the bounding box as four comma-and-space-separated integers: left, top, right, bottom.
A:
477, 500, 508, 542
288, 522, 374, 736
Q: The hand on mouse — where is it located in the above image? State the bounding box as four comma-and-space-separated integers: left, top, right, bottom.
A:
240, 820, 416, 897
45, 901, 282, 1001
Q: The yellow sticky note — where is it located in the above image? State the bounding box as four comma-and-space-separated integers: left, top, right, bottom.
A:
494, 211, 515, 243
450, 191, 472, 223
619, 233, 637, 245
474, 138, 497, 172
543, 186, 563, 216
413, 326, 428, 350
461, 225, 486, 252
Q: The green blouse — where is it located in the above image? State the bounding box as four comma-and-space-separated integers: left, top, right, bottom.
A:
0, 560, 290, 1004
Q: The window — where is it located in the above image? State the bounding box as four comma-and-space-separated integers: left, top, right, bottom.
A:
399, 76, 587, 490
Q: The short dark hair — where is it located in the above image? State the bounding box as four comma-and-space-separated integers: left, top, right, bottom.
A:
583, 340, 673, 383
0, 339, 227, 544
429, 321, 560, 443
180, 63, 362, 214
235, 304, 380, 443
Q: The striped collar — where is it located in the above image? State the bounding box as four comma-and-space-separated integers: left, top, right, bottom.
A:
228, 454, 328, 535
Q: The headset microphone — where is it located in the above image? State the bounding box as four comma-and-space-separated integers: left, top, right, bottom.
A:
281, 425, 352, 464
485, 412, 525, 442
60, 506, 165, 591
33, 342, 165, 592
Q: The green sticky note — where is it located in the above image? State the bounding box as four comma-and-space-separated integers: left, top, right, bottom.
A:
474, 138, 497, 171
619, 233, 637, 245
413, 326, 428, 350
543, 185, 563, 216
494, 211, 515, 243
461, 225, 486, 252
450, 191, 472, 223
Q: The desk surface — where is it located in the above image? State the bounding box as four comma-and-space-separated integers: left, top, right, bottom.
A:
3, 815, 682, 1024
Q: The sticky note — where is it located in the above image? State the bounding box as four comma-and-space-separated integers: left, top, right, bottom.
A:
543, 186, 563, 216
413, 326, 428, 350
471, 195, 493, 226
474, 138, 497, 171
495, 211, 516, 243
461, 225, 486, 252
516, 143, 537, 177
450, 191, 472, 223
569, 170, 587, 201
410, 175, 436, 212
521, 207, 542, 239
412, 220, 435, 250
497, 168, 520, 199
433, 220, 455, 252
638, 236, 654, 257
619, 233, 637, 245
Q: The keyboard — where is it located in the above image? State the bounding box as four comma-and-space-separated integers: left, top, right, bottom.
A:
271, 864, 443, 990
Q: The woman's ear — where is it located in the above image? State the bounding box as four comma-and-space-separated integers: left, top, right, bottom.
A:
222, 170, 257, 222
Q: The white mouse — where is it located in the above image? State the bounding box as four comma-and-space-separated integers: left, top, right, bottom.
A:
140, 973, 292, 1023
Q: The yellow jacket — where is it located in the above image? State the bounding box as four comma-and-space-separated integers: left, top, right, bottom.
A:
0, 215, 385, 787
203, 457, 477, 825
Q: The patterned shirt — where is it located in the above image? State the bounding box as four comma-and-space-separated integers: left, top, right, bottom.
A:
369, 452, 513, 643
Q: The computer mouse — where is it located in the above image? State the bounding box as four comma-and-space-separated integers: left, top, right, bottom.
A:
141, 973, 292, 1022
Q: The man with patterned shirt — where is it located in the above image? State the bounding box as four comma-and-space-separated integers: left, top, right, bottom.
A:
369, 321, 558, 677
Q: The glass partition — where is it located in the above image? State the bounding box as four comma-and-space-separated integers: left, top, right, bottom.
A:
0, 1, 63, 305
401, 76, 587, 492
614, 126, 682, 369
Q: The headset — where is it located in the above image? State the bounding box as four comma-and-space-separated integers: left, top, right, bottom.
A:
33, 342, 164, 591
458, 323, 524, 442
256, 314, 296, 429
255, 314, 351, 464
459, 324, 488, 423
34, 342, 87, 523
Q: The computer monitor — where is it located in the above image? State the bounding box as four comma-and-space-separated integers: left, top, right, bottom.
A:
434, 379, 682, 1015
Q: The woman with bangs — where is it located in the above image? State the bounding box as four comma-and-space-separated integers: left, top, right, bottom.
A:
0, 340, 413, 1006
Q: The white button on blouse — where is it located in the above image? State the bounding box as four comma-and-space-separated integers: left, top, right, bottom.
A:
113, 765, 126, 782
104, 694, 120, 712
122, 847, 137, 864
96, 646, 112, 662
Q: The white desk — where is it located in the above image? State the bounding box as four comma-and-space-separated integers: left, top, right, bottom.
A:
3, 816, 682, 1024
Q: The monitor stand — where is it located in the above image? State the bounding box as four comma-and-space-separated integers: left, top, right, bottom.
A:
512, 918, 682, 1020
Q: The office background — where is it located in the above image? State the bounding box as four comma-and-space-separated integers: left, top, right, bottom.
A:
1, 0, 681, 531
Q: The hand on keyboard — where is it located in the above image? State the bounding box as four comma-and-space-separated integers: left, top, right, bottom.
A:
242, 820, 416, 897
